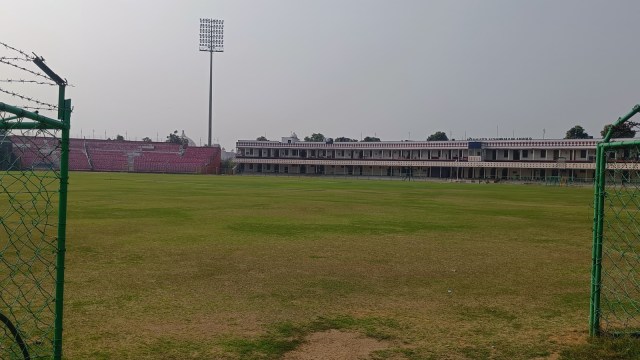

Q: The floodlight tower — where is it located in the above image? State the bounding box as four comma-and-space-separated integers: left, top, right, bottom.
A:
199, 18, 224, 146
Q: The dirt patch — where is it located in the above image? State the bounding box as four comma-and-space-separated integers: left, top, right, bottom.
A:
549, 330, 588, 347
283, 329, 391, 360
538, 330, 589, 360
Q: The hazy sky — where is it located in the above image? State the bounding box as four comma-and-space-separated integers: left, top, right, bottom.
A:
2, 0, 640, 149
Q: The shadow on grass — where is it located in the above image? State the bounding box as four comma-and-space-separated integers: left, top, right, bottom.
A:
560, 336, 640, 360
221, 315, 413, 360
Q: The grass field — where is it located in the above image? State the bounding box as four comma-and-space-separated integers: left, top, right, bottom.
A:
58, 173, 635, 359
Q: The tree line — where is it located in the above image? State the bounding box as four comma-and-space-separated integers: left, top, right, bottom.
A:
256, 131, 451, 142
564, 123, 636, 139
255, 123, 638, 143
256, 133, 382, 142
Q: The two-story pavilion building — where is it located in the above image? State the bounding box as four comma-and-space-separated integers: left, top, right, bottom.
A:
235, 136, 604, 181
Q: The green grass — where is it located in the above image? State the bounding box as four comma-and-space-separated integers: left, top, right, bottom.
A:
55, 173, 622, 358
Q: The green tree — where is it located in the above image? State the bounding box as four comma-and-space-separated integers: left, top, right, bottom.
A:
601, 122, 637, 139
221, 159, 235, 173
335, 137, 357, 142
565, 125, 591, 139
166, 130, 188, 146
304, 133, 326, 142
427, 131, 448, 141
116, 134, 124, 141
362, 136, 381, 142
256, 136, 268, 141
142, 137, 152, 142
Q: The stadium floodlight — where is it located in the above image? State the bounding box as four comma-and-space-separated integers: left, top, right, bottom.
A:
199, 18, 224, 147
199, 18, 224, 53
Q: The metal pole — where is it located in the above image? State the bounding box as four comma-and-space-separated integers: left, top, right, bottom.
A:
589, 144, 606, 336
208, 51, 213, 147
53, 84, 69, 360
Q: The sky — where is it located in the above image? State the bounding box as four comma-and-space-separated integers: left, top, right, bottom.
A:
2, 0, 640, 149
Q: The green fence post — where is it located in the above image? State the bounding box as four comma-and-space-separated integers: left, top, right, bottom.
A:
53, 85, 70, 360
589, 143, 606, 336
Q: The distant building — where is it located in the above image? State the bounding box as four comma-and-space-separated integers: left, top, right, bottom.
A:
235, 137, 607, 181
221, 149, 235, 161
281, 133, 300, 144
180, 130, 197, 147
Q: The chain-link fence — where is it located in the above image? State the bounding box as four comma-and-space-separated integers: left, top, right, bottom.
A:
1, 41, 71, 359
0, 126, 63, 359
590, 105, 640, 336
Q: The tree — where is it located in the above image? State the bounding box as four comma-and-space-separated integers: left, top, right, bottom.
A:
115, 134, 124, 141
304, 133, 326, 142
335, 137, 357, 142
256, 136, 268, 141
427, 131, 448, 141
142, 137, 152, 142
166, 130, 188, 146
565, 125, 591, 139
221, 159, 235, 174
362, 136, 381, 142
601, 122, 637, 139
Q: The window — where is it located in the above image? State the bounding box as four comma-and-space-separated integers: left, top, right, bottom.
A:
522, 150, 528, 158
580, 150, 587, 158
540, 150, 546, 158
503, 150, 508, 158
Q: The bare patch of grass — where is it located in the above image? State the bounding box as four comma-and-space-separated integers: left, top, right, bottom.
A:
283, 330, 390, 360
221, 315, 404, 359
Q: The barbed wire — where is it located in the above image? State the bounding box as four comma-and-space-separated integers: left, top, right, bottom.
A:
0, 43, 74, 87
0, 79, 57, 86
0, 41, 33, 60
14, 105, 58, 112
0, 59, 51, 82
0, 87, 58, 109
0, 57, 31, 62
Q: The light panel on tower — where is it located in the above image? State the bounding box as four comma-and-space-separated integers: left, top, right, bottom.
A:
199, 18, 224, 52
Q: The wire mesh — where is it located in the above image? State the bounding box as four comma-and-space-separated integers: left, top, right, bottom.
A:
0, 115, 61, 359
598, 143, 640, 335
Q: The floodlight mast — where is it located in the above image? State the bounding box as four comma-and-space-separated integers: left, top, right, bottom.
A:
199, 18, 224, 147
